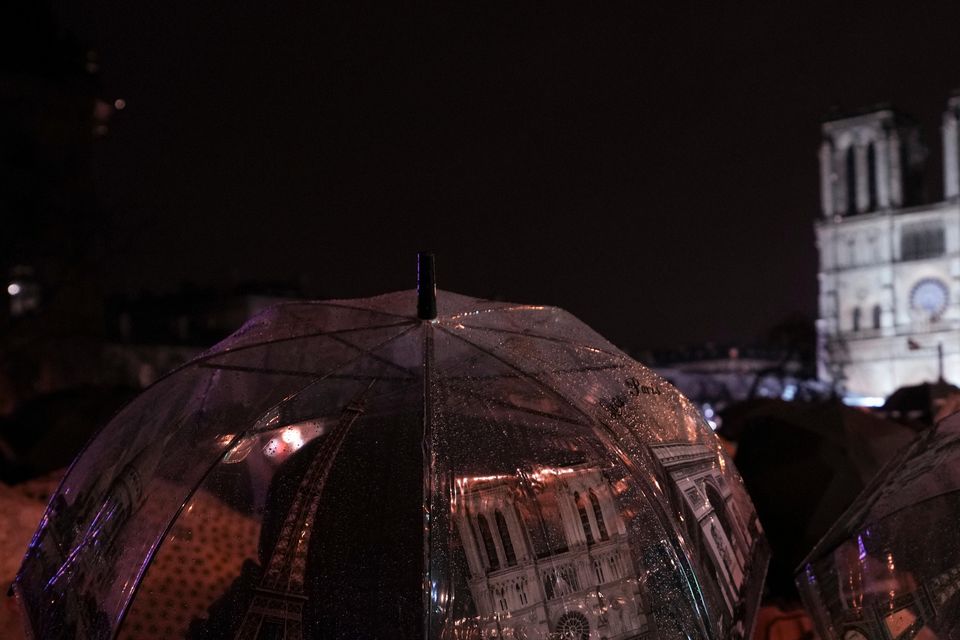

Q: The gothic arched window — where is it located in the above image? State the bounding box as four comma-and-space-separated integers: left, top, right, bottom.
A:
465, 507, 486, 571
574, 492, 594, 545
901, 224, 946, 261
846, 237, 857, 266
516, 493, 568, 558
494, 510, 517, 566
684, 500, 700, 548
872, 305, 882, 330
496, 587, 508, 611
516, 579, 528, 605
588, 490, 609, 541
867, 142, 878, 211
477, 514, 500, 571
705, 483, 734, 542
594, 557, 606, 583
852, 307, 861, 332
846, 146, 857, 214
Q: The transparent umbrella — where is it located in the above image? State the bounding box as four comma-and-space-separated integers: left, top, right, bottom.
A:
14, 256, 768, 640
797, 410, 960, 639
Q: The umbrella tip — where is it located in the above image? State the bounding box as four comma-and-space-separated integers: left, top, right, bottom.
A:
417, 252, 437, 320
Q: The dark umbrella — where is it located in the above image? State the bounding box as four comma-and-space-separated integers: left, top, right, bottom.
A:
729, 399, 917, 601
13, 256, 768, 639
797, 409, 960, 640
0, 385, 136, 484
883, 380, 960, 426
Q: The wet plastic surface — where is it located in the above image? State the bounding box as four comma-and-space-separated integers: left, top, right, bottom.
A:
798, 410, 960, 640
16, 290, 768, 639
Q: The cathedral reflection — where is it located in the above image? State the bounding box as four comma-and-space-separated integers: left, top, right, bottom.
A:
454, 465, 651, 640
452, 442, 757, 640
651, 442, 758, 637
47, 395, 762, 640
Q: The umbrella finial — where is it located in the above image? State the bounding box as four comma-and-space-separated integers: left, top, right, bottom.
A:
417, 252, 437, 320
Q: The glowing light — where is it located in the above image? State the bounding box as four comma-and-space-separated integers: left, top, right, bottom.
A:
7, 283, 21, 295
255, 408, 282, 431
281, 427, 301, 444
455, 473, 512, 492
844, 395, 886, 408
529, 466, 577, 481
264, 438, 282, 457
114, 99, 126, 110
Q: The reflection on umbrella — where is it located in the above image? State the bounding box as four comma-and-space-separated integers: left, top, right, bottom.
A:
727, 399, 917, 600
14, 256, 769, 639
797, 409, 960, 639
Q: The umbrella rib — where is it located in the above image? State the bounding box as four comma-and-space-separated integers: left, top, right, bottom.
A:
205, 320, 416, 358
435, 326, 600, 425
112, 325, 425, 633
447, 304, 551, 319
233, 323, 422, 431
436, 325, 716, 631
445, 385, 591, 427
305, 300, 416, 321
872, 487, 960, 525
442, 363, 627, 381
816, 485, 960, 562
50, 321, 417, 447
244, 377, 422, 436
196, 362, 329, 378
200, 323, 420, 379
111, 376, 384, 638
112, 427, 270, 637
114, 345, 411, 633
456, 324, 627, 359
324, 332, 418, 377
196, 362, 412, 381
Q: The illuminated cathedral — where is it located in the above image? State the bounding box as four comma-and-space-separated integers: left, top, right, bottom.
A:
816, 97, 960, 398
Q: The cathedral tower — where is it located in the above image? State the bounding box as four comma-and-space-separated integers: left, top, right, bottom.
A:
816, 102, 960, 399
819, 108, 925, 218
943, 94, 960, 200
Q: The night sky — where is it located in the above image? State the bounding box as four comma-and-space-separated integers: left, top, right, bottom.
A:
51, 2, 960, 351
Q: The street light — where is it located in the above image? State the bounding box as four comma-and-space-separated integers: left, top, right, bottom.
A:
907, 338, 944, 381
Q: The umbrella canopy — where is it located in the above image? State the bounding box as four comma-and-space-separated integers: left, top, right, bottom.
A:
14, 282, 768, 639
0, 385, 136, 484
729, 399, 917, 601
883, 380, 960, 426
797, 410, 960, 639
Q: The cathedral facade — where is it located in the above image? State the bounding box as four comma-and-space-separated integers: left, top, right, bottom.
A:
816, 97, 960, 398
454, 450, 754, 639
455, 464, 653, 640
